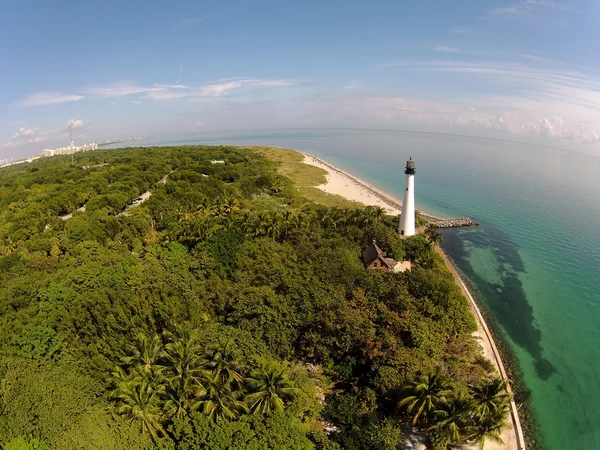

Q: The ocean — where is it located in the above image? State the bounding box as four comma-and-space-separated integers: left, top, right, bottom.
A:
109, 129, 600, 449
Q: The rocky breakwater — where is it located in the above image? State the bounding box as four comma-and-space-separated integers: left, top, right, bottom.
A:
430, 217, 478, 228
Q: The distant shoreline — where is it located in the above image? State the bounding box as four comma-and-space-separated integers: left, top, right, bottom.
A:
299, 150, 526, 450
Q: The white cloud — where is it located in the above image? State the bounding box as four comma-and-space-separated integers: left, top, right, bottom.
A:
199, 78, 296, 97
340, 81, 359, 89
12, 78, 295, 114
483, 0, 579, 20
67, 119, 85, 128
130, 100, 142, 104
380, 61, 600, 142
12, 127, 39, 140
433, 45, 461, 53
485, 4, 530, 19
142, 90, 188, 101
452, 26, 476, 35
84, 83, 164, 98
14, 92, 85, 107
6, 127, 48, 148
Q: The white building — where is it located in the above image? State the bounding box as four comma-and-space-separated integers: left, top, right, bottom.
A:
42, 143, 99, 158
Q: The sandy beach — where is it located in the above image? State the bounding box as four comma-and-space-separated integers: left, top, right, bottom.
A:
301, 152, 525, 450
301, 152, 403, 215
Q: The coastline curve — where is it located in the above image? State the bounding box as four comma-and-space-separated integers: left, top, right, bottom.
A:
298, 150, 526, 450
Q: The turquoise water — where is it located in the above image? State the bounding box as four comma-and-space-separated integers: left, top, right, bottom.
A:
111, 129, 600, 449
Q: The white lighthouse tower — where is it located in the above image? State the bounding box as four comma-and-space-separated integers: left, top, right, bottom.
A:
398, 158, 416, 236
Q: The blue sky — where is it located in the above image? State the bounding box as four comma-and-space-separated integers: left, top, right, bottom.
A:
2, 0, 600, 158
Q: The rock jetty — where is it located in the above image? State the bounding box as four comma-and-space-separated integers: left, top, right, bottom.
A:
430, 217, 478, 228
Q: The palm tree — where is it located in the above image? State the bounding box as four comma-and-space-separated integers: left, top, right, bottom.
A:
203, 339, 244, 388
470, 378, 510, 421
255, 212, 271, 237
429, 388, 473, 443
424, 224, 443, 248
415, 210, 427, 227
199, 216, 223, 240
160, 331, 206, 419
298, 206, 314, 227
265, 215, 281, 240
238, 212, 254, 234
281, 210, 294, 239
210, 198, 225, 217
198, 371, 249, 421
122, 333, 164, 380
222, 197, 240, 215
270, 183, 286, 193
245, 366, 298, 414
370, 206, 385, 223
466, 404, 508, 450
198, 197, 212, 216
114, 378, 166, 439
397, 369, 453, 426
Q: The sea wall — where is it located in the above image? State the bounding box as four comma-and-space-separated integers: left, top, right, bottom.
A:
430, 217, 478, 228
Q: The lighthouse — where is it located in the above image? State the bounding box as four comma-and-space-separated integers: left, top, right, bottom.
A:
398, 158, 416, 236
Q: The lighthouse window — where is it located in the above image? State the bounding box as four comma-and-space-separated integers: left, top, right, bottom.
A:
406, 188, 408, 191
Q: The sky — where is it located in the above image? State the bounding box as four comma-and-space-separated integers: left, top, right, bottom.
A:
1, 0, 600, 159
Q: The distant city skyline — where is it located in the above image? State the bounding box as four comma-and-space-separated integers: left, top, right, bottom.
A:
1, 0, 600, 158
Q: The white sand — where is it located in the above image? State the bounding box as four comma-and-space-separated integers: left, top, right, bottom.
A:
300, 152, 525, 450
301, 153, 402, 215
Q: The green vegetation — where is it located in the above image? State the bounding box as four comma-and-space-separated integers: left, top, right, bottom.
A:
0, 146, 508, 449
424, 224, 443, 248
251, 146, 363, 209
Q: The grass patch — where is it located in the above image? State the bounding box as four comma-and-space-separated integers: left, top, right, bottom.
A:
245, 146, 364, 209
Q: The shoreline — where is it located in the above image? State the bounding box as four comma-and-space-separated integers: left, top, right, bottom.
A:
300, 151, 526, 450
300, 152, 444, 221
436, 247, 527, 450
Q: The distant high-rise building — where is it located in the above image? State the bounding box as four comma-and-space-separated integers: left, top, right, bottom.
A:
41, 143, 98, 158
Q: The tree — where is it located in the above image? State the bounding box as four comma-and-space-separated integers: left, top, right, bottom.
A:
222, 197, 240, 215
429, 388, 472, 443
245, 366, 298, 414
469, 378, 510, 421
113, 378, 166, 439
203, 340, 244, 388
265, 214, 281, 240
281, 210, 295, 239
415, 210, 428, 228
466, 404, 508, 450
121, 333, 164, 380
4, 436, 51, 450
0, 145, 498, 449
161, 331, 206, 419
397, 369, 453, 426
198, 372, 249, 421
211, 198, 224, 217
424, 224, 443, 248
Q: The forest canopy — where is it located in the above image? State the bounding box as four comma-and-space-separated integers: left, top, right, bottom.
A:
0, 146, 504, 449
